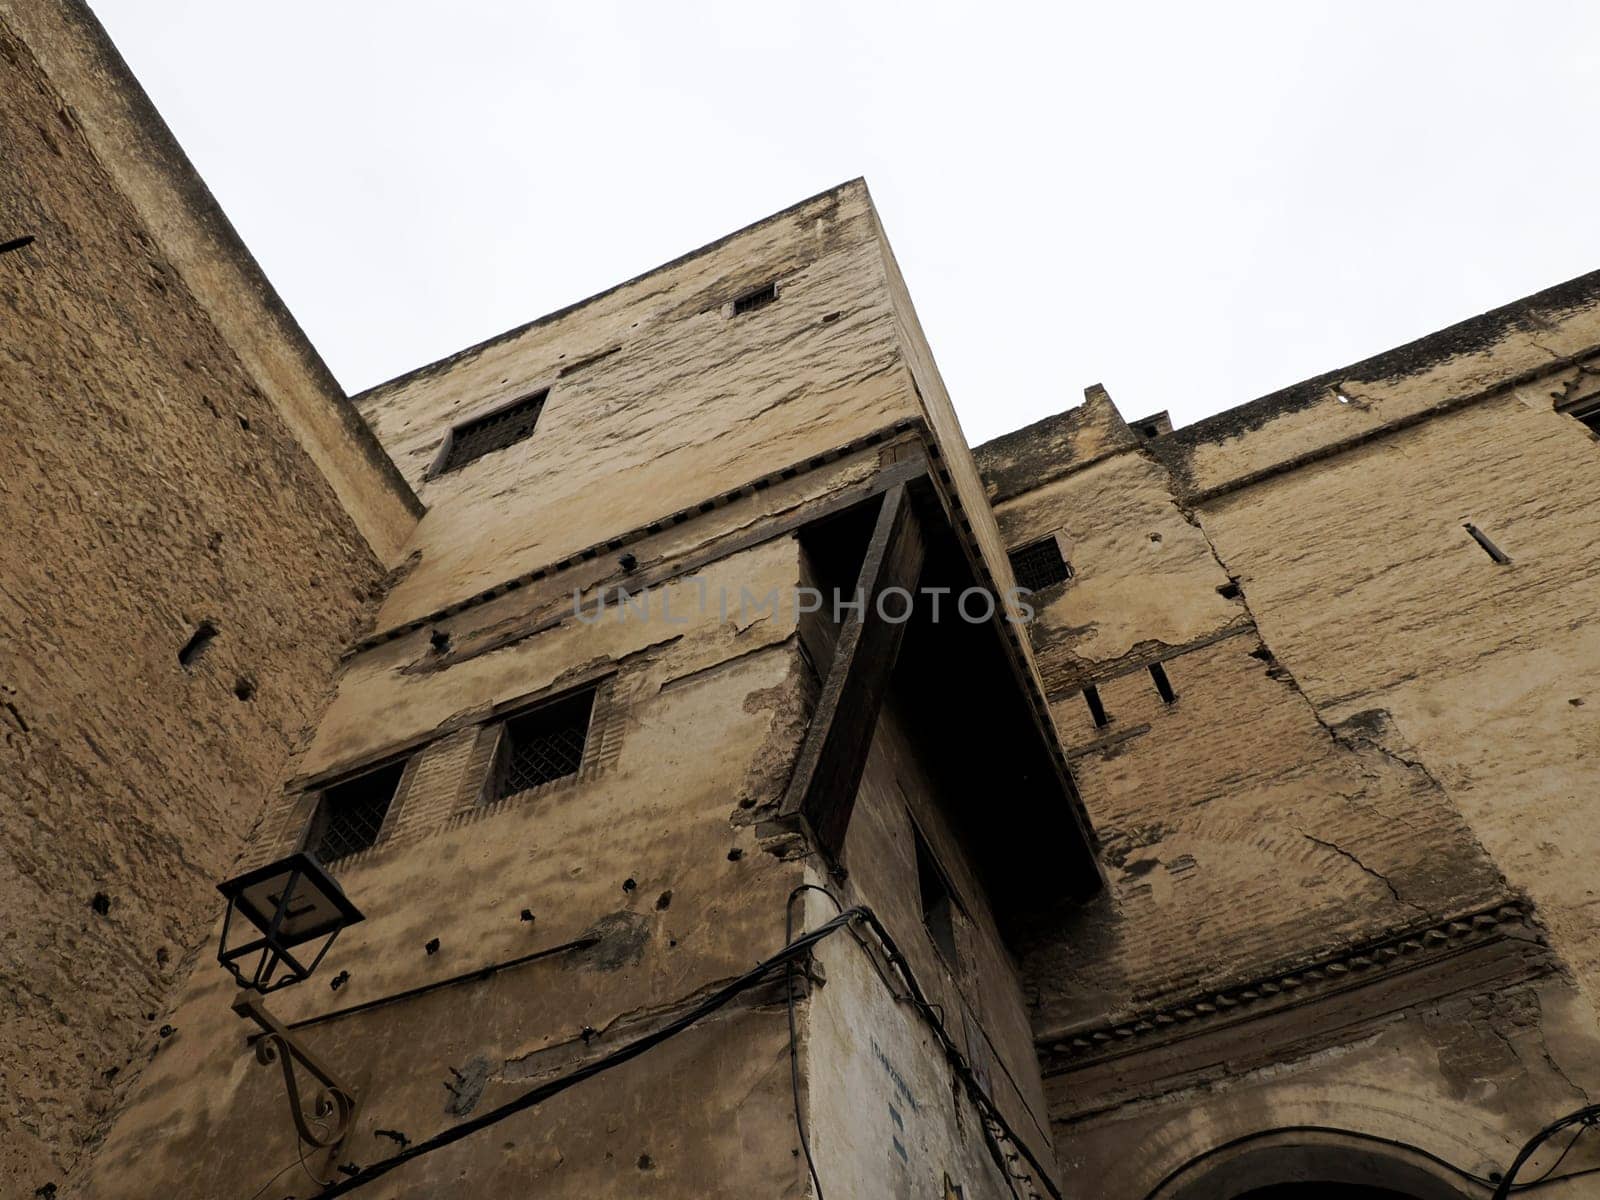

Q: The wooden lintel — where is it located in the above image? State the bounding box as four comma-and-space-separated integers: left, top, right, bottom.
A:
781, 483, 926, 858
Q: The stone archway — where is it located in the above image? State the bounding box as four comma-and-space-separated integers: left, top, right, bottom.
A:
1150, 1130, 1483, 1200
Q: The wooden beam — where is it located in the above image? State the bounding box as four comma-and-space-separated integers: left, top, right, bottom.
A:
781, 483, 926, 859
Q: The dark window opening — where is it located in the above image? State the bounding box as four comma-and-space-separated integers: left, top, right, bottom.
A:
1149, 662, 1177, 704
1008, 536, 1073, 593
490, 687, 595, 800
733, 281, 778, 315
438, 390, 549, 475
1566, 397, 1600, 435
913, 824, 959, 963
1083, 684, 1110, 728
1464, 522, 1511, 565
178, 620, 218, 669
305, 759, 407, 863
1128, 411, 1172, 439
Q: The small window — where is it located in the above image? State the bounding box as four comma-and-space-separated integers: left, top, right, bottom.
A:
913, 825, 959, 964
733, 281, 778, 315
437, 390, 549, 475
305, 759, 407, 863
488, 687, 595, 801
1565, 396, 1600, 435
1008, 536, 1073, 593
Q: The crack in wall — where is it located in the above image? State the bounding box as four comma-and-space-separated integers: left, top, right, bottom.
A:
1297, 831, 1425, 916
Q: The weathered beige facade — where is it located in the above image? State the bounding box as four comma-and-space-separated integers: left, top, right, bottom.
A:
9, 3, 1600, 1198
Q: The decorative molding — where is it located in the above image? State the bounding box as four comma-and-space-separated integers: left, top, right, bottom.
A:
1036, 899, 1544, 1076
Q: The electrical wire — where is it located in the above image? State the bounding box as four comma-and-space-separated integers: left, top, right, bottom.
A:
313, 909, 863, 1197
243, 1157, 301, 1200
1141, 1122, 1600, 1199
309, 899, 1061, 1198
1492, 1105, 1600, 1198
784, 886, 834, 1199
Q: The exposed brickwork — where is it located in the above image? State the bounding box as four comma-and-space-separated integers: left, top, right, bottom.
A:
0, 21, 390, 1194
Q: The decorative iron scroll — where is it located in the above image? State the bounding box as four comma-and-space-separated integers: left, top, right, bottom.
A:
233, 992, 361, 1179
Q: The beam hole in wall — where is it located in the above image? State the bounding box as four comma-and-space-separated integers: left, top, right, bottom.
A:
732, 281, 778, 315
1083, 684, 1110, 728
1149, 662, 1177, 704
178, 620, 218, 669
1463, 522, 1512, 565
304, 758, 408, 863
1217, 580, 1242, 600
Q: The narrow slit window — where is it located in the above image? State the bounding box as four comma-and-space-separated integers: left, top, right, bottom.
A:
913, 825, 959, 964
489, 687, 596, 801
305, 759, 407, 863
1463, 523, 1512, 565
437, 390, 549, 475
1149, 662, 1177, 704
733, 282, 778, 315
1008, 536, 1073, 593
1083, 684, 1110, 728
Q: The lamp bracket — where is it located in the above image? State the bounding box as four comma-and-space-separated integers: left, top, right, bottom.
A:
232, 992, 362, 1181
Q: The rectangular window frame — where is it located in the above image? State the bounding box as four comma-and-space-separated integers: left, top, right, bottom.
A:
481, 683, 600, 805
429, 388, 551, 478
1007, 533, 1073, 595
299, 755, 411, 865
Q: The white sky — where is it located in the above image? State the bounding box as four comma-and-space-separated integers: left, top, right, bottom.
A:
90, 1, 1600, 444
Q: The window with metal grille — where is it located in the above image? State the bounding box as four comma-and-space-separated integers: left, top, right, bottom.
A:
489, 688, 595, 800
305, 759, 407, 863
733, 281, 778, 315
1008, 536, 1072, 593
437, 390, 549, 475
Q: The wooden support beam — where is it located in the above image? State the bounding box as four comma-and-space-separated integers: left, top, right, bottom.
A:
781, 483, 926, 859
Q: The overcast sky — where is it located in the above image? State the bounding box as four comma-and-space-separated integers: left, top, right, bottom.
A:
91, 1, 1600, 445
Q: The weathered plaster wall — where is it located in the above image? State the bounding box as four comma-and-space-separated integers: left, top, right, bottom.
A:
354, 181, 932, 634
976, 269, 1600, 1194
1193, 376, 1600, 1005
0, 20, 398, 1198
980, 418, 1508, 1034
1051, 957, 1600, 1197
806, 694, 1053, 1199
74, 539, 820, 1198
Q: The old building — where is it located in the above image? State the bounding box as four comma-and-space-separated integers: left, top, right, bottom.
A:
6, 3, 1600, 1198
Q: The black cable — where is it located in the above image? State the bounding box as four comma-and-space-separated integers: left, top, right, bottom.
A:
1141, 1122, 1600, 1199
785, 886, 836, 1200
1493, 1105, 1600, 1199
313, 909, 864, 1197
1517, 1119, 1589, 1186
846, 906, 1061, 1200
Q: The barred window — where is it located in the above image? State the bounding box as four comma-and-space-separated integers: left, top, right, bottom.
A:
437, 390, 549, 475
732, 281, 778, 315
489, 688, 595, 801
1008, 536, 1072, 593
305, 759, 407, 863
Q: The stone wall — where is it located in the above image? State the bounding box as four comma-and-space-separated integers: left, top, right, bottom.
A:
0, 13, 412, 1197
976, 272, 1600, 1193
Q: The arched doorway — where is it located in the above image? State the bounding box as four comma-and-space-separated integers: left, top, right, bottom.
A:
1234, 1187, 1428, 1199
1151, 1130, 1480, 1200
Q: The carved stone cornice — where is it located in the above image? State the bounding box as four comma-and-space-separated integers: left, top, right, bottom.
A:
1036, 899, 1547, 1078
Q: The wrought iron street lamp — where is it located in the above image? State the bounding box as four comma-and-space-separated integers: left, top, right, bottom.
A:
216, 852, 366, 1183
